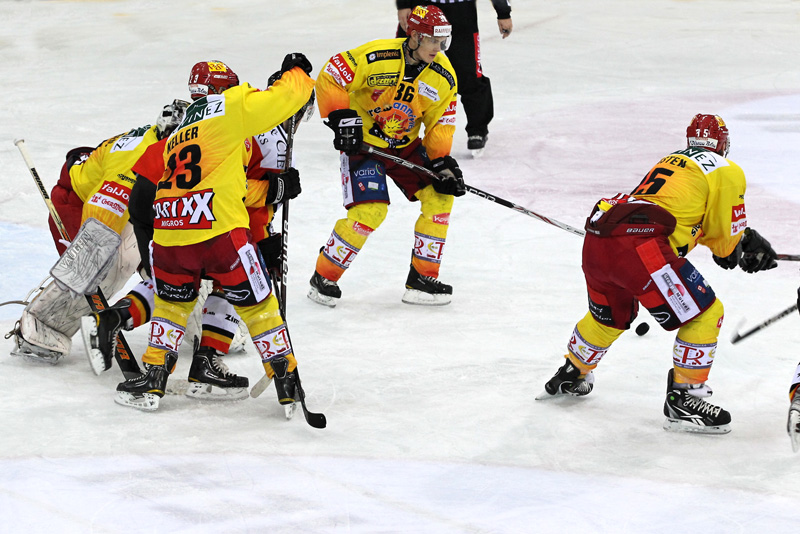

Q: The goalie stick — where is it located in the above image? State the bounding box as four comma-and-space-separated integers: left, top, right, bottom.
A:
14, 138, 141, 379
730, 303, 799, 344
360, 144, 586, 237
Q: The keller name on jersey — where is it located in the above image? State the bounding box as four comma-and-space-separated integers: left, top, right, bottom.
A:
153, 189, 216, 229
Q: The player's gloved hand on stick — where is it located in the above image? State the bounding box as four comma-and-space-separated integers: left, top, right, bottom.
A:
738, 227, 778, 273
325, 109, 363, 155
712, 245, 741, 270
281, 52, 313, 75
264, 167, 301, 204
258, 234, 283, 283
427, 155, 466, 197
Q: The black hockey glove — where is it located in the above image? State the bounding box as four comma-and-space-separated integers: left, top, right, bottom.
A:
264, 167, 301, 205
738, 227, 778, 273
325, 109, 363, 155
257, 233, 283, 282
712, 245, 741, 270
427, 156, 466, 197
281, 52, 313, 76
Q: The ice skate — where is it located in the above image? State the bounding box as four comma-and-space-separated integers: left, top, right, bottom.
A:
467, 134, 487, 158
8, 324, 65, 365
115, 354, 175, 412
270, 356, 298, 420
535, 360, 594, 400
307, 271, 341, 308
788, 397, 800, 452
80, 303, 132, 375
663, 369, 731, 434
401, 264, 452, 306
185, 347, 249, 401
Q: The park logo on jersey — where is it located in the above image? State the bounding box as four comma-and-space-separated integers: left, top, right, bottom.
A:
367, 49, 401, 63
87, 180, 131, 218
326, 53, 355, 87
730, 203, 747, 235
153, 189, 216, 229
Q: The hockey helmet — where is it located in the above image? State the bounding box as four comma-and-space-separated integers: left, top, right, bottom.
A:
155, 99, 190, 140
686, 114, 730, 157
188, 60, 239, 100
407, 5, 452, 50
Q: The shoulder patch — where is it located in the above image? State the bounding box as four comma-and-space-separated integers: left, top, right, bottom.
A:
366, 49, 401, 63
429, 62, 455, 90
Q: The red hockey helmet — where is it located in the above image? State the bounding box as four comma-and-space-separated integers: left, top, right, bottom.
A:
188, 60, 239, 100
686, 114, 730, 157
407, 5, 452, 48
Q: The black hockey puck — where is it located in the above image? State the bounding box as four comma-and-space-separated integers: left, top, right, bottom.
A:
636, 323, 650, 336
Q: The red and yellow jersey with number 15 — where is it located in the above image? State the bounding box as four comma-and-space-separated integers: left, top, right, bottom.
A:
153, 68, 315, 247
631, 147, 747, 259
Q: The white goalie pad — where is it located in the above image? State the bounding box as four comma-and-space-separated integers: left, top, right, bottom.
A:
50, 217, 121, 295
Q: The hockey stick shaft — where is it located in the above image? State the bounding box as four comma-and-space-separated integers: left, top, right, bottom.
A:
360, 144, 586, 237
777, 254, 800, 262
279, 115, 296, 315
730, 303, 798, 344
14, 139, 141, 378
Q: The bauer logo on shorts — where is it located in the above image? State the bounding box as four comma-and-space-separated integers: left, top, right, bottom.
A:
88, 181, 131, 218
153, 189, 216, 229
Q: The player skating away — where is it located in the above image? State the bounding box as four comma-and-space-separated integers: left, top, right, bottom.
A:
8, 102, 186, 365
83, 61, 315, 408
109, 55, 314, 412
308, 4, 466, 308
537, 114, 778, 435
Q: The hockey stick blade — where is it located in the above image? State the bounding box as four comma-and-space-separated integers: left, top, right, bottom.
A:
777, 254, 800, 261
730, 303, 798, 344
249, 373, 272, 399
295, 368, 326, 429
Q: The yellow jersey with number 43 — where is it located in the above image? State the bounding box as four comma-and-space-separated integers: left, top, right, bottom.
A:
153, 69, 315, 247
316, 37, 458, 160
631, 147, 747, 259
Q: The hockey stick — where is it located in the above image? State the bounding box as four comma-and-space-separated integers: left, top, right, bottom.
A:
279, 115, 296, 314
777, 254, 800, 261
730, 303, 799, 344
14, 139, 141, 379
360, 144, 586, 237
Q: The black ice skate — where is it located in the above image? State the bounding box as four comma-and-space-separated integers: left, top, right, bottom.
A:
307, 271, 341, 308
535, 359, 595, 400
270, 356, 298, 420
115, 353, 176, 412
788, 396, 800, 452
663, 369, 731, 434
186, 347, 249, 401
401, 264, 452, 306
467, 134, 487, 158
80, 302, 132, 375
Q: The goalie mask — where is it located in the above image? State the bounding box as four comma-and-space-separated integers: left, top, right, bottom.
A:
687, 114, 730, 157
188, 60, 240, 101
155, 99, 190, 140
407, 5, 452, 51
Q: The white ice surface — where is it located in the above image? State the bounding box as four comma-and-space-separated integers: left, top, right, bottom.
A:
2, 1, 800, 532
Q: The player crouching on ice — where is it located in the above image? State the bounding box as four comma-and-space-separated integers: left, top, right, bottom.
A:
8, 101, 187, 365
537, 114, 779, 435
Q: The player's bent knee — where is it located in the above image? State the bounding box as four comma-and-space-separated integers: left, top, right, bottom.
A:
347, 202, 389, 231
677, 298, 724, 345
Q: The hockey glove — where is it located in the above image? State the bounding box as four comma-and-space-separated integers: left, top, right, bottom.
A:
257, 234, 283, 283
738, 227, 778, 273
427, 156, 466, 197
325, 109, 363, 155
712, 245, 741, 270
264, 167, 301, 205
281, 52, 313, 76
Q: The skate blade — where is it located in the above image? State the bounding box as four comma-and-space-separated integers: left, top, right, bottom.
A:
788, 409, 800, 453
307, 287, 338, 308
80, 316, 110, 376
662, 418, 731, 435
185, 382, 249, 401
283, 401, 298, 420
11, 343, 63, 365
535, 389, 557, 400
470, 147, 485, 158
401, 289, 451, 306
114, 391, 160, 412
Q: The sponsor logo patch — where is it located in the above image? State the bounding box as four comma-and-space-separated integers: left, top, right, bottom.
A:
731, 203, 747, 235
367, 50, 401, 63
154, 189, 216, 229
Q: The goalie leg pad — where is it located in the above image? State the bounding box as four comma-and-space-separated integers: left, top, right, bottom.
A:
50, 217, 121, 295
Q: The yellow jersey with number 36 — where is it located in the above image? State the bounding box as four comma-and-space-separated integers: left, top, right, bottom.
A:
153, 68, 315, 247
631, 147, 747, 259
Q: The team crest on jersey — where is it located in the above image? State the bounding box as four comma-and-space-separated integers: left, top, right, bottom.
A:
88, 180, 131, 218
373, 102, 417, 144
153, 189, 216, 229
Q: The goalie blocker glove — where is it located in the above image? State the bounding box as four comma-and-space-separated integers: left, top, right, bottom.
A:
738, 227, 778, 273
261, 167, 301, 205
325, 109, 363, 155
427, 156, 466, 197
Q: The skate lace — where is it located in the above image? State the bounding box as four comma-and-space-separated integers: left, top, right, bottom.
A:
682, 393, 721, 417
210, 355, 233, 377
